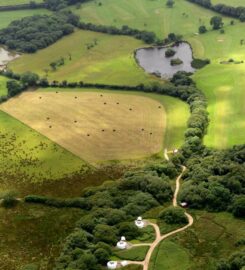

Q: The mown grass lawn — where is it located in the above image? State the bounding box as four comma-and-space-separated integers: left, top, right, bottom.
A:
190, 22, 245, 148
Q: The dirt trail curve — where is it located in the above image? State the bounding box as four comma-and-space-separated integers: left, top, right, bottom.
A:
125, 165, 193, 270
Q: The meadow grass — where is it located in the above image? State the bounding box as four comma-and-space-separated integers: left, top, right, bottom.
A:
212, 0, 245, 6
0, 75, 8, 96
72, 0, 232, 38
0, 9, 50, 29
9, 29, 159, 86
190, 22, 245, 148
0, 0, 43, 5
150, 211, 245, 270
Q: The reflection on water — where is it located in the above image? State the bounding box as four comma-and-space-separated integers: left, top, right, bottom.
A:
135, 42, 195, 79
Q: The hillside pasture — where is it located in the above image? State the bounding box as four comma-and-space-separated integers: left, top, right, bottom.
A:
72, 0, 232, 38
0, 0, 43, 5
0, 76, 8, 97
9, 29, 159, 86
190, 22, 245, 148
0, 9, 50, 29
0, 91, 167, 163
212, 0, 245, 6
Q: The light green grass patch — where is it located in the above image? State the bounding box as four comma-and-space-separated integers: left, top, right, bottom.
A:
190, 23, 245, 148
0, 0, 43, 5
10, 29, 159, 86
212, 0, 245, 7
0, 9, 50, 29
0, 75, 8, 97
73, 0, 232, 38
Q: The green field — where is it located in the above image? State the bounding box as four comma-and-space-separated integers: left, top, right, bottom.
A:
190, 22, 245, 148
150, 211, 245, 270
212, 0, 245, 6
0, 76, 8, 97
72, 0, 232, 38
0, 9, 50, 29
10, 29, 159, 86
0, 0, 43, 5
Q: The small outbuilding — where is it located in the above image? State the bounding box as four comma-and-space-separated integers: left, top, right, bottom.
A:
116, 236, 127, 250
180, 202, 188, 208
107, 261, 117, 269
135, 216, 144, 229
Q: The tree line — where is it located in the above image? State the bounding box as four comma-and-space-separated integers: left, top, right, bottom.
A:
186, 0, 245, 22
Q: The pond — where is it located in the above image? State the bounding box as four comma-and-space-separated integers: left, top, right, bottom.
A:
0, 47, 19, 68
135, 42, 196, 79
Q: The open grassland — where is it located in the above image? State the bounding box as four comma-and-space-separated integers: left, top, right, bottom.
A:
0, 88, 189, 163
0, 76, 8, 97
0, 204, 82, 270
212, 0, 245, 6
149, 211, 245, 270
0, 110, 91, 193
9, 29, 159, 86
0, 91, 166, 163
0, 0, 43, 5
0, 9, 50, 29
73, 0, 232, 38
190, 22, 245, 148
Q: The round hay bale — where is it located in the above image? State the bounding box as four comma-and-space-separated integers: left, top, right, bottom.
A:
104, 102, 107, 105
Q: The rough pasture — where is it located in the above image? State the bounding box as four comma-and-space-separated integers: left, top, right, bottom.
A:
0, 91, 167, 163
9, 30, 159, 86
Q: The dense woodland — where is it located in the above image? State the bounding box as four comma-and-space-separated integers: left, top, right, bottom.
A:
0, 11, 80, 52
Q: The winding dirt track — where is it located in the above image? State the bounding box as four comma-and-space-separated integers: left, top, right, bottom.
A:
124, 165, 193, 270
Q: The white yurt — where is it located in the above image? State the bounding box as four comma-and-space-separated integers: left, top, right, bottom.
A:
135, 216, 144, 228
107, 261, 117, 269
116, 236, 127, 249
